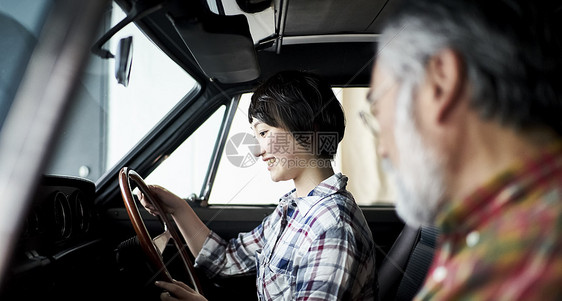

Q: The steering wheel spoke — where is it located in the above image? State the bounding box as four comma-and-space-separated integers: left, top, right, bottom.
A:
153, 230, 171, 255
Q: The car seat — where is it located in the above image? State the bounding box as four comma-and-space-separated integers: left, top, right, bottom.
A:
377, 225, 440, 300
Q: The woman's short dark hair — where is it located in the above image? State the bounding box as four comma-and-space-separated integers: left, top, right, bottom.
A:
248, 70, 345, 159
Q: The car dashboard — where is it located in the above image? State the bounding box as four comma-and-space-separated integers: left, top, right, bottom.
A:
21, 176, 97, 250
0, 175, 116, 301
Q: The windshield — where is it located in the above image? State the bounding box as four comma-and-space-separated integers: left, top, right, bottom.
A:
0, 0, 53, 129
46, 3, 198, 182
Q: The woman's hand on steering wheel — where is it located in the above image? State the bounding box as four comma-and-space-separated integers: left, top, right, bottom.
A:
136, 185, 186, 216
156, 280, 207, 301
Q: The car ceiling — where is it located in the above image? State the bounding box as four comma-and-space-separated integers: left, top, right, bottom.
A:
282, 0, 390, 35
113, 0, 399, 87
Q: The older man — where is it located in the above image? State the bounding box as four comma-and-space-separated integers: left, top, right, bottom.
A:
370, 0, 562, 299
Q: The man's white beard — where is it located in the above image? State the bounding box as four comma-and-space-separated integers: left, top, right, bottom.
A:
385, 82, 446, 228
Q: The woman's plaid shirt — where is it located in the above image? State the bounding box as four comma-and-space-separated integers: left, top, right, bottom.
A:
194, 173, 376, 300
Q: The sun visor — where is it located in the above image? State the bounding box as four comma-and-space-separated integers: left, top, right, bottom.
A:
170, 13, 260, 84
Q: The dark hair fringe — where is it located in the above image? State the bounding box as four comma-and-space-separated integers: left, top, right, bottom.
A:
248, 70, 346, 159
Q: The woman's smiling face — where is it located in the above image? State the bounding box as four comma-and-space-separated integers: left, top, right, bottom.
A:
251, 120, 311, 182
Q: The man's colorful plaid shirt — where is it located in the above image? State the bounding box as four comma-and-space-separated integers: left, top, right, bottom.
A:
194, 173, 376, 300
416, 143, 562, 300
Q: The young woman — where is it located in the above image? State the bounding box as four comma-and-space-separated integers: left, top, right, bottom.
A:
142, 70, 376, 300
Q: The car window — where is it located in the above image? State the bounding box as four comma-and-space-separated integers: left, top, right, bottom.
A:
46, 3, 198, 182
145, 106, 226, 198
209, 89, 395, 206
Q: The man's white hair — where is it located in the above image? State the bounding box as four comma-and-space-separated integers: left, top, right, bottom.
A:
383, 76, 446, 227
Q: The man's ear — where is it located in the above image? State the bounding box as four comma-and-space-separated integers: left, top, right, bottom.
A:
426, 49, 466, 123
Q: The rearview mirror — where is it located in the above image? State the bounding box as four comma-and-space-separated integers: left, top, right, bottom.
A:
115, 36, 133, 87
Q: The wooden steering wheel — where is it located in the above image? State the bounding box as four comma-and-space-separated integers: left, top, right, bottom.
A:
118, 167, 203, 294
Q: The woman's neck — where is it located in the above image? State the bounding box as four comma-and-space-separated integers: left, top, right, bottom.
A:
293, 163, 335, 197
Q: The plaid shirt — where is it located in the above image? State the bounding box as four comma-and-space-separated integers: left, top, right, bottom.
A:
416, 143, 562, 300
195, 173, 376, 300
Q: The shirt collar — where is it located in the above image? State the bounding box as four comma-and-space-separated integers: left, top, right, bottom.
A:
279, 173, 348, 215
436, 142, 562, 234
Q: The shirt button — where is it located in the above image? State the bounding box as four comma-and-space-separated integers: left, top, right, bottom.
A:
433, 266, 447, 282
466, 231, 480, 248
